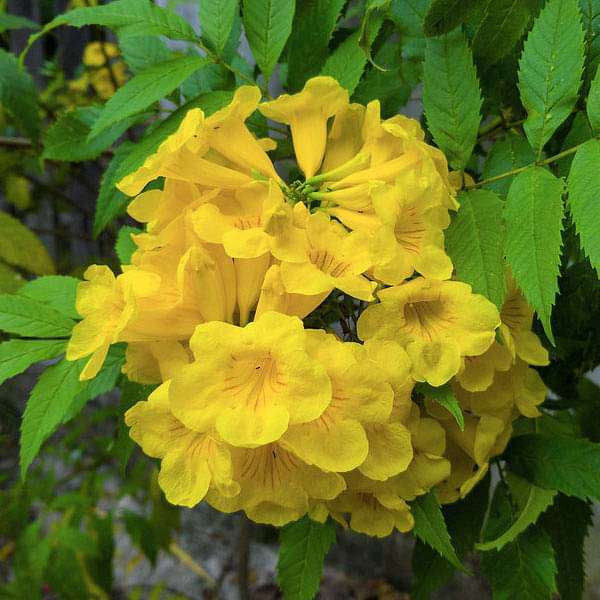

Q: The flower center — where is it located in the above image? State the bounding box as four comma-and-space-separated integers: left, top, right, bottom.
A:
234, 215, 262, 230
308, 248, 350, 277
403, 299, 453, 340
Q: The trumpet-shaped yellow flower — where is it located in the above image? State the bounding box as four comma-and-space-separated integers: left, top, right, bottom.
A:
169, 311, 332, 447
207, 442, 345, 526
456, 341, 513, 392
125, 383, 239, 507
281, 331, 393, 472
275, 208, 376, 301
358, 278, 500, 386
259, 76, 349, 178
122, 340, 190, 384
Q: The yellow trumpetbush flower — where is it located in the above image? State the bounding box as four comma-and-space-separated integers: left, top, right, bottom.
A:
259, 76, 349, 178
358, 278, 500, 386
206, 442, 346, 526
169, 311, 332, 447
281, 331, 393, 472
255, 265, 329, 320
274, 208, 376, 301
125, 383, 239, 507
122, 340, 191, 384
330, 471, 414, 537
456, 341, 513, 392
234, 254, 272, 326
320, 103, 366, 174
499, 276, 549, 366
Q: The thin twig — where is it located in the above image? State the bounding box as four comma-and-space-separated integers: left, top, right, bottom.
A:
169, 542, 217, 588
0, 136, 32, 149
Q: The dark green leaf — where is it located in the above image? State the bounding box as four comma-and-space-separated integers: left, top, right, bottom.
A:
0, 11, 38, 32
0, 339, 66, 387
20, 359, 87, 478
556, 112, 593, 177
411, 492, 463, 571
199, 0, 239, 56
119, 35, 172, 74
518, 0, 585, 157
588, 63, 600, 133
568, 138, 600, 275
243, 0, 295, 80
446, 189, 506, 309
89, 54, 207, 138
287, 0, 345, 91
504, 166, 564, 344
0, 294, 74, 337
506, 433, 600, 500
423, 29, 482, 169
320, 31, 368, 94
423, 0, 478, 36
277, 517, 336, 600
579, 0, 600, 80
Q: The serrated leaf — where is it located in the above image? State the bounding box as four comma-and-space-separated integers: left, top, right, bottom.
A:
89, 55, 206, 138
411, 473, 489, 599
588, 64, 600, 133
504, 166, 563, 344
414, 382, 464, 430
423, 0, 478, 36
411, 492, 463, 571
115, 226, 141, 264
477, 477, 556, 552
119, 35, 172, 74
20, 358, 87, 478
358, 0, 390, 67
277, 516, 336, 600
17, 275, 80, 320
518, 0, 585, 158
482, 132, 536, 197
446, 189, 506, 309
0, 210, 55, 276
93, 143, 131, 237
0, 48, 39, 140
243, 0, 295, 81
472, 0, 533, 66
43, 106, 137, 162
423, 29, 482, 170
568, 139, 600, 275
579, 0, 600, 80
506, 433, 600, 500
320, 31, 368, 94
556, 112, 593, 177
0, 339, 66, 387
540, 493, 592, 600
113, 90, 233, 185
389, 0, 431, 59
199, 0, 238, 56
0, 294, 74, 337
0, 11, 38, 32
287, 0, 345, 91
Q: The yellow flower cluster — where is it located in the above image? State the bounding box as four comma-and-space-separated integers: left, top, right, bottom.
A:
66, 77, 548, 536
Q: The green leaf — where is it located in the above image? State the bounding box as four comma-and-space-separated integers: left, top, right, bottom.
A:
358, 0, 390, 66
0, 210, 55, 276
26, 0, 197, 54
477, 476, 556, 551
483, 525, 557, 599
446, 189, 506, 309
482, 132, 536, 197
89, 55, 206, 138
414, 382, 464, 430
506, 433, 600, 500
423, 29, 482, 170
119, 35, 172, 74
518, 0, 585, 158
0, 294, 74, 337
540, 493, 593, 600
17, 276, 80, 320
113, 91, 233, 185
286, 0, 345, 91
423, 0, 478, 36
411, 492, 463, 571
411, 473, 489, 599
20, 358, 87, 478
588, 64, 600, 133
568, 139, 600, 275
471, 0, 533, 66
93, 143, 131, 238
115, 226, 141, 264
0, 48, 39, 140
242, 0, 295, 81
0, 339, 66, 387
389, 0, 431, 59
556, 112, 593, 177
579, 0, 600, 80
0, 11, 38, 32
277, 516, 336, 600
504, 166, 564, 344
199, 0, 239, 56
320, 31, 368, 94
43, 106, 137, 162
0, 262, 24, 293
